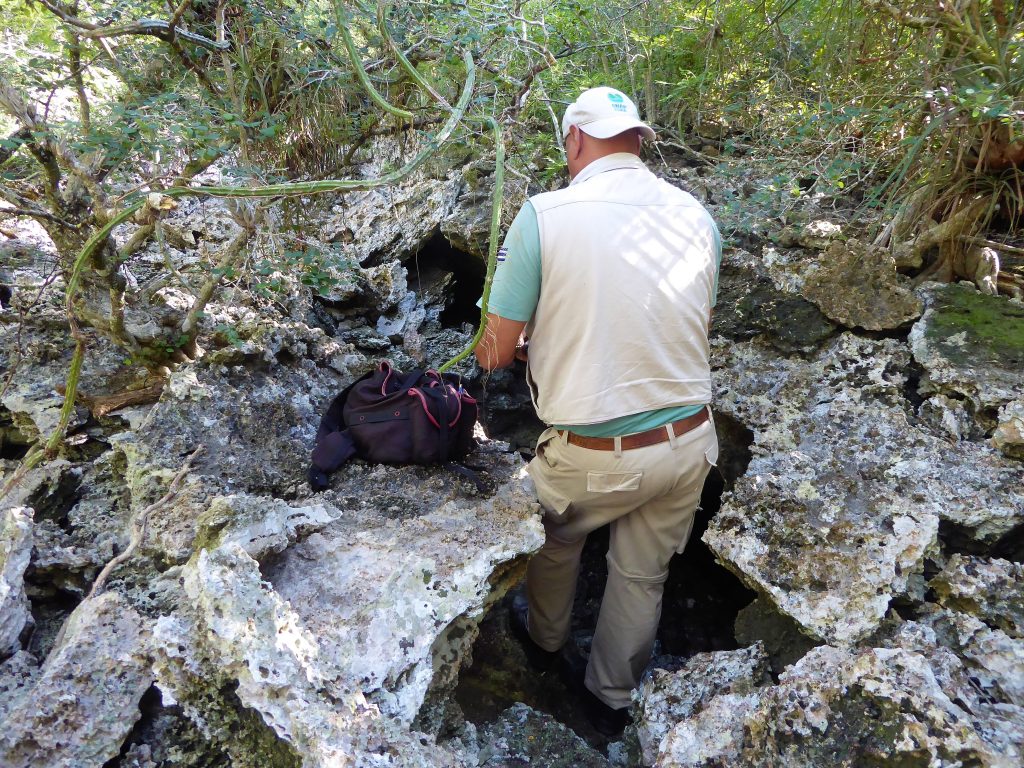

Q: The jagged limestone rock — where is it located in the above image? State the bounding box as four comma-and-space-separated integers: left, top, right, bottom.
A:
875, 616, 1024, 762
994, 399, 1024, 460
632, 644, 770, 767
476, 703, 610, 768
801, 239, 923, 330
656, 693, 758, 767
775, 220, 843, 250
910, 283, 1024, 417
656, 644, 1014, 767
713, 248, 837, 354
0, 507, 32, 657
322, 134, 465, 265
6, 453, 131, 598
911, 607, 1024, 708
152, 450, 543, 767
0, 651, 38, 722
0, 592, 152, 768
111, 324, 362, 563
918, 392, 977, 441
929, 555, 1024, 639
707, 333, 1024, 645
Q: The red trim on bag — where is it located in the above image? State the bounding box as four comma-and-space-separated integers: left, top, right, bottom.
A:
448, 388, 462, 427
408, 389, 441, 428
381, 364, 394, 395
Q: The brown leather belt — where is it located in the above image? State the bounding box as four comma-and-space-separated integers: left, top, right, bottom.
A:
559, 408, 710, 451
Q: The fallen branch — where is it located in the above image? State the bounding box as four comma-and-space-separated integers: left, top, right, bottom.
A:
655, 139, 715, 167
88, 445, 204, 598
56, 380, 166, 418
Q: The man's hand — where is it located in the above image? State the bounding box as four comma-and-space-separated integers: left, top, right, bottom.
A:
474, 313, 528, 370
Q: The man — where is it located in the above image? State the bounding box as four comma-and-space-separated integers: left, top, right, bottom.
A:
474, 86, 721, 735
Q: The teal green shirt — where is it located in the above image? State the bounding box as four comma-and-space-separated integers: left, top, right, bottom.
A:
483, 201, 722, 437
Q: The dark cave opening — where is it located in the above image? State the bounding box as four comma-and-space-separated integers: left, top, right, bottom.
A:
0, 408, 32, 460
24, 466, 82, 534
24, 587, 82, 660
405, 232, 485, 329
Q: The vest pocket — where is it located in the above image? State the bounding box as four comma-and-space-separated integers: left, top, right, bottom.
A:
587, 471, 643, 493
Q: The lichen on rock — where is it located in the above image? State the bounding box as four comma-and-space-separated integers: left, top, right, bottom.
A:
801, 238, 923, 330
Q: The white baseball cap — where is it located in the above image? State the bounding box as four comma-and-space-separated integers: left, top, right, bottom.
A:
561, 87, 656, 141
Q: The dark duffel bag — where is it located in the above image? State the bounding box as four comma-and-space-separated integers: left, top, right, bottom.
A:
308, 361, 478, 490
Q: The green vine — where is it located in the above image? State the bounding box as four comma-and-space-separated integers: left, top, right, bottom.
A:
438, 116, 504, 373
7, 50, 477, 502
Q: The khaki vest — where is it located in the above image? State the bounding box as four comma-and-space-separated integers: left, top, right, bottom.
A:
525, 153, 717, 426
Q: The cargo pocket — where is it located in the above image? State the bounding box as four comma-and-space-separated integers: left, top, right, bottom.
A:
703, 438, 719, 468
586, 471, 643, 493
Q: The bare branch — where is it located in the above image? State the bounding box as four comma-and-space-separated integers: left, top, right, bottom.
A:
33, 0, 229, 51
0, 205, 74, 227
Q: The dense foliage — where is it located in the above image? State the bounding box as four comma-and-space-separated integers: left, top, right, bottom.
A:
0, 1, 1022, 471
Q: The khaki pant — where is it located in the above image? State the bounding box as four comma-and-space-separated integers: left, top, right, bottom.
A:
525, 412, 718, 709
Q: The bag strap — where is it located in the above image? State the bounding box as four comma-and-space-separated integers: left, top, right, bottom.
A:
443, 461, 486, 493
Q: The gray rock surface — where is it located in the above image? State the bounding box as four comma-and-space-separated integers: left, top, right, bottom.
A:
713, 248, 836, 354
150, 450, 543, 767
655, 642, 1018, 767
632, 644, 770, 766
0, 507, 32, 657
476, 703, 610, 767
775, 220, 843, 249
0, 592, 152, 768
994, 398, 1024, 459
929, 555, 1024, 639
707, 333, 1024, 646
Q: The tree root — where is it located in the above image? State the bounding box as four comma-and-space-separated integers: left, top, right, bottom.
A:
87, 445, 204, 599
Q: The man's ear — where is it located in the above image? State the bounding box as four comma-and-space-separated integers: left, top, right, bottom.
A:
567, 125, 582, 160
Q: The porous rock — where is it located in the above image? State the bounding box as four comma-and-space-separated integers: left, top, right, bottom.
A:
910, 283, 1024, 416
713, 249, 836, 354
929, 555, 1024, 639
706, 333, 1024, 645
993, 398, 1024, 460
801, 238, 923, 330
0, 591, 152, 768
323, 135, 465, 265
152, 450, 543, 766
632, 643, 770, 767
0, 507, 32, 658
476, 703, 610, 768
112, 322, 365, 563
0, 651, 38, 722
912, 606, 1024, 708
656, 644, 1014, 767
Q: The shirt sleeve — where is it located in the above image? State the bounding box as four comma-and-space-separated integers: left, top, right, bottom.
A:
710, 217, 723, 308
480, 201, 542, 322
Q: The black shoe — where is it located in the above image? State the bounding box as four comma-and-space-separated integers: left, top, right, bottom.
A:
581, 688, 630, 737
509, 592, 560, 672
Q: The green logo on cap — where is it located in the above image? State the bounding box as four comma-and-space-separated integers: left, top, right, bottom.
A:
608, 93, 625, 103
